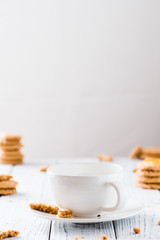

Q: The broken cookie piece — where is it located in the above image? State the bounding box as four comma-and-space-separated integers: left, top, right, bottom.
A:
0, 230, 19, 239
58, 209, 73, 218
29, 202, 59, 214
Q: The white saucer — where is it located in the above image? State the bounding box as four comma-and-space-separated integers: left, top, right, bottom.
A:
29, 198, 144, 224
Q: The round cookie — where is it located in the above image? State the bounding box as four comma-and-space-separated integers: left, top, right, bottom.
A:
137, 158, 160, 171
130, 146, 160, 159
136, 176, 160, 184
0, 144, 23, 151
143, 147, 160, 155
139, 153, 160, 160
0, 140, 20, 146
0, 188, 16, 195
0, 159, 23, 165
0, 175, 12, 181
1, 134, 21, 142
0, 180, 18, 189
0, 150, 22, 156
136, 182, 160, 190
136, 169, 160, 177
0, 153, 23, 160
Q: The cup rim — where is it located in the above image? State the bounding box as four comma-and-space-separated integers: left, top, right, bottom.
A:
47, 162, 123, 177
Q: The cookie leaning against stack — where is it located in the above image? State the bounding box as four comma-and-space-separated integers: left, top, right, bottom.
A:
130, 146, 160, 160
134, 158, 160, 189
0, 134, 23, 165
0, 175, 18, 195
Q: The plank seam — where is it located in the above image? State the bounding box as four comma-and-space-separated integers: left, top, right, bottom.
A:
112, 221, 117, 239
48, 221, 52, 240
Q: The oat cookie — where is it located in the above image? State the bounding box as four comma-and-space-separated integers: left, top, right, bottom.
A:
29, 202, 59, 214
136, 176, 160, 184
0, 140, 20, 146
0, 144, 23, 151
135, 169, 160, 177
138, 153, 148, 160
0, 159, 23, 165
0, 154, 23, 160
0, 230, 19, 239
130, 146, 142, 159
0, 134, 21, 142
130, 146, 160, 159
139, 152, 160, 160
0, 175, 12, 181
0, 180, 18, 189
58, 209, 73, 218
135, 182, 160, 189
142, 147, 160, 155
97, 155, 113, 162
0, 188, 16, 195
1, 151, 23, 157
136, 158, 160, 171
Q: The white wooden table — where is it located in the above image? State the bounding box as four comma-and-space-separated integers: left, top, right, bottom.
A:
0, 158, 160, 240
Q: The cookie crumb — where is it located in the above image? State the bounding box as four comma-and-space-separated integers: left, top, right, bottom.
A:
81, 237, 85, 239
58, 209, 73, 218
74, 236, 78, 240
0, 230, 19, 239
39, 166, 49, 172
100, 235, 107, 240
133, 227, 141, 234
158, 221, 160, 225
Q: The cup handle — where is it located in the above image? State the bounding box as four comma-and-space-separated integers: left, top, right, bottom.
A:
99, 182, 126, 212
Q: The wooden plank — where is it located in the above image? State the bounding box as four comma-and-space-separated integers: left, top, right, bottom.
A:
50, 221, 116, 240
0, 163, 51, 240
113, 158, 160, 239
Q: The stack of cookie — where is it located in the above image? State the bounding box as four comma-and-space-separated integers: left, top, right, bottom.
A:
0, 134, 23, 165
0, 175, 18, 195
130, 146, 160, 160
134, 158, 160, 189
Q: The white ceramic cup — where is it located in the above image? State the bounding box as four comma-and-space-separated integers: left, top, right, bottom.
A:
47, 162, 126, 217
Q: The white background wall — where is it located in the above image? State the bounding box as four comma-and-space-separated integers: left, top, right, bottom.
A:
0, 0, 160, 160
